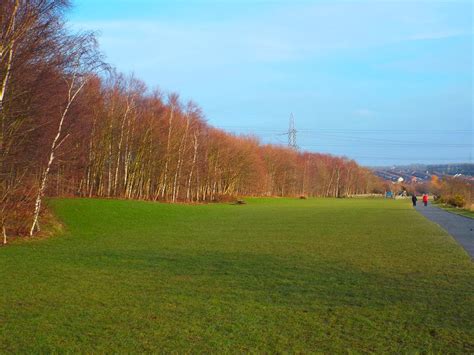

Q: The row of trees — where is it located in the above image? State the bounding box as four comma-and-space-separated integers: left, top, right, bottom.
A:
48, 74, 381, 202
0, 0, 381, 240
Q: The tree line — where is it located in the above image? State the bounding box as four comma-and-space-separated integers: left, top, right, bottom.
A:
0, 0, 381, 239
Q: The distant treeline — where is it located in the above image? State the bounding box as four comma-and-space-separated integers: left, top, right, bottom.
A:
0, 1, 381, 237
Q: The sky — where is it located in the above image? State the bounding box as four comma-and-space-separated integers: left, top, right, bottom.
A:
69, 0, 473, 166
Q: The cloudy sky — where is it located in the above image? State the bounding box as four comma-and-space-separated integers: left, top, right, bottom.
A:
69, 0, 473, 166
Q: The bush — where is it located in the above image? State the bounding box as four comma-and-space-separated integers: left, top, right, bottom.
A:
447, 194, 466, 208
211, 194, 237, 203
431, 177, 472, 209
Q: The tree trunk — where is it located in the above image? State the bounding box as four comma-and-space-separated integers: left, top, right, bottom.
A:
159, 107, 174, 200
0, 0, 20, 154
113, 98, 132, 195
186, 131, 198, 201
172, 116, 189, 202
30, 75, 87, 236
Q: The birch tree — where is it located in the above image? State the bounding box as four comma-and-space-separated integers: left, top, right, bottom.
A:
30, 32, 104, 236
1, 0, 72, 236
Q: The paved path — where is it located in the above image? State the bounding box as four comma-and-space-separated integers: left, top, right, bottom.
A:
415, 203, 474, 259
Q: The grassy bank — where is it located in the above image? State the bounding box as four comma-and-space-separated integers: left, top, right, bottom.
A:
435, 202, 474, 219
1, 198, 473, 352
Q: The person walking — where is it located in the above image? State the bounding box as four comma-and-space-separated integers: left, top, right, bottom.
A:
411, 194, 417, 207
422, 194, 428, 207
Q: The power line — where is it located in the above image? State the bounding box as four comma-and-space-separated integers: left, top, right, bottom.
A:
213, 125, 472, 147
337, 156, 472, 161
298, 132, 470, 145
300, 143, 471, 148
213, 125, 472, 135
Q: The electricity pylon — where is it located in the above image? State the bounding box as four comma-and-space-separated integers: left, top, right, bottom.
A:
288, 113, 298, 150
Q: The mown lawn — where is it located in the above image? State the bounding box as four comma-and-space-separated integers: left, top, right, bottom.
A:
1, 198, 473, 352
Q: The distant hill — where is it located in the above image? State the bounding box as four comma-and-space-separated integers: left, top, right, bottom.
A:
371, 163, 474, 182
426, 164, 474, 176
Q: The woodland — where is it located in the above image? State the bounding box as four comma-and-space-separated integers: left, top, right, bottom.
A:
0, 0, 381, 238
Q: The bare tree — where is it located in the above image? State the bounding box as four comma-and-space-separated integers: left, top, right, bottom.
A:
1, 0, 71, 237
30, 32, 104, 236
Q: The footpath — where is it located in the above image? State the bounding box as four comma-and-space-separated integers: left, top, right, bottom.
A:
416, 204, 474, 259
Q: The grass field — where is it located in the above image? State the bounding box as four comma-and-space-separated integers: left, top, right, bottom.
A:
1, 198, 473, 352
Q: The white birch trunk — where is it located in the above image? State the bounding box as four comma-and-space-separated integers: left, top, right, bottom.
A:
159, 107, 174, 199
186, 132, 198, 201
30, 75, 87, 236
0, 0, 20, 152
172, 117, 189, 202
113, 98, 131, 195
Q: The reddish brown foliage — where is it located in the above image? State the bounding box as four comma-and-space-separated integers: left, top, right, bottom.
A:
0, 1, 381, 237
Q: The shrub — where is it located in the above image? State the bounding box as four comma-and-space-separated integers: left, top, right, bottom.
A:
212, 194, 237, 203
447, 194, 466, 208
431, 177, 472, 209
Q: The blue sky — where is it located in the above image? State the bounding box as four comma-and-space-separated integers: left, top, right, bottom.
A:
69, 0, 473, 166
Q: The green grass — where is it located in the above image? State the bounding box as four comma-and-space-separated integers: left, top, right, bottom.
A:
1, 198, 473, 352
435, 202, 474, 219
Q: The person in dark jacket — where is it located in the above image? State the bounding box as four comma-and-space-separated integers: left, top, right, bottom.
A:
411, 194, 417, 207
